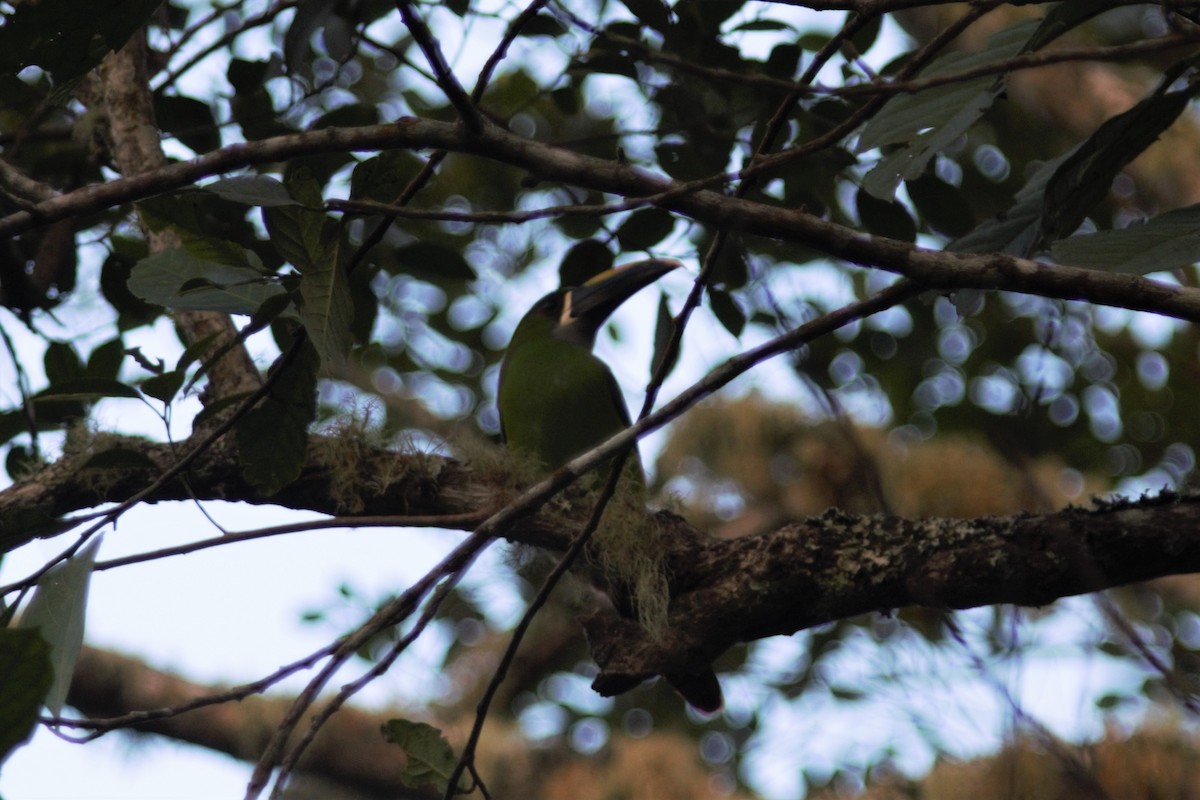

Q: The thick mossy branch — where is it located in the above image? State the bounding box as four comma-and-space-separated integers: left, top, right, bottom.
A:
4, 432, 1200, 698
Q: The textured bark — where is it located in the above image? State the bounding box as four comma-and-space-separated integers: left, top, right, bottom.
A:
6, 431, 1199, 696
66, 647, 426, 799
66, 646, 744, 800
76, 37, 262, 403
3, 114, 1200, 322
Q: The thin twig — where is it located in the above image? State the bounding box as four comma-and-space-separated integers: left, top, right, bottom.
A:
244, 525, 496, 798
328, 194, 643, 223
92, 512, 489, 572
445, 449, 633, 799
396, 0, 482, 130
0, 337, 306, 598
153, 0, 297, 93
471, 0, 552, 103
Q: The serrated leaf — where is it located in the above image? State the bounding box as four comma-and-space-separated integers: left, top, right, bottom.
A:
1052, 204, 1200, 274
235, 340, 319, 495
17, 536, 102, 714
0, 628, 53, 764
861, 87, 996, 200
859, 20, 1039, 200
129, 249, 286, 315
949, 150, 1072, 256
381, 718, 459, 794
203, 175, 298, 207
297, 239, 354, 367
1038, 74, 1200, 245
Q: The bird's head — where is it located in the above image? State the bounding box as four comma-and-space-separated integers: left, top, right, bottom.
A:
513, 258, 681, 350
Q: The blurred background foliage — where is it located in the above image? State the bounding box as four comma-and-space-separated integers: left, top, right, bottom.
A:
5, 0, 1200, 797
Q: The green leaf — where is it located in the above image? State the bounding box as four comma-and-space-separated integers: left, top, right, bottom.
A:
260, 169, 330, 270
731, 19, 794, 33
235, 340, 320, 495
381, 718, 459, 794
129, 249, 286, 315
858, 20, 1038, 151
154, 94, 220, 155
519, 13, 566, 38
616, 208, 676, 251
85, 338, 125, 381
1025, 0, 1138, 54
37, 378, 140, 401
0, 628, 53, 765
949, 150, 1072, 256
859, 20, 1039, 200
559, 240, 615, 287
571, 50, 639, 81
650, 291, 679, 380
141, 370, 187, 403
283, 0, 335, 76
0, 0, 164, 86
43, 342, 82, 385
1052, 204, 1200, 274
906, 172, 975, 238
709, 288, 745, 338
1038, 74, 1200, 245
17, 536, 102, 714
619, 0, 669, 32
855, 188, 916, 242
849, 13, 882, 56
394, 242, 477, 282
349, 150, 426, 203
297, 237, 354, 367
953, 69, 1200, 257
5, 445, 37, 480
203, 176, 298, 208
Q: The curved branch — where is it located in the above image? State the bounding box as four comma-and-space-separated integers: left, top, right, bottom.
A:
2, 115, 1199, 323
7, 421, 1200, 704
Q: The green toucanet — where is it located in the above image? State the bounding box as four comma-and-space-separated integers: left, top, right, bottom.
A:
497, 258, 723, 713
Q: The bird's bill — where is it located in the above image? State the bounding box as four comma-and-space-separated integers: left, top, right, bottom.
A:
566, 258, 681, 324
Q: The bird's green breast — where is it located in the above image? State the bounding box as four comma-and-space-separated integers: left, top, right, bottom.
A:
498, 332, 633, 474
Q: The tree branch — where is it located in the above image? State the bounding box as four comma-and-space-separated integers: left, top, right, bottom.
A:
7, 426, 1200, 701
3, 115, 1199, 323
586, 493, 1200, 695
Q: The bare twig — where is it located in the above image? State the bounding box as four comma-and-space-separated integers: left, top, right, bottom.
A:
396, 0, 482, 130
153, 0, 297, 92
92, 512, 489, 572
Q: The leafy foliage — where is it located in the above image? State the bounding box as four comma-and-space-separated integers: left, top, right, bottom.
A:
3, 0, 1200, 797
